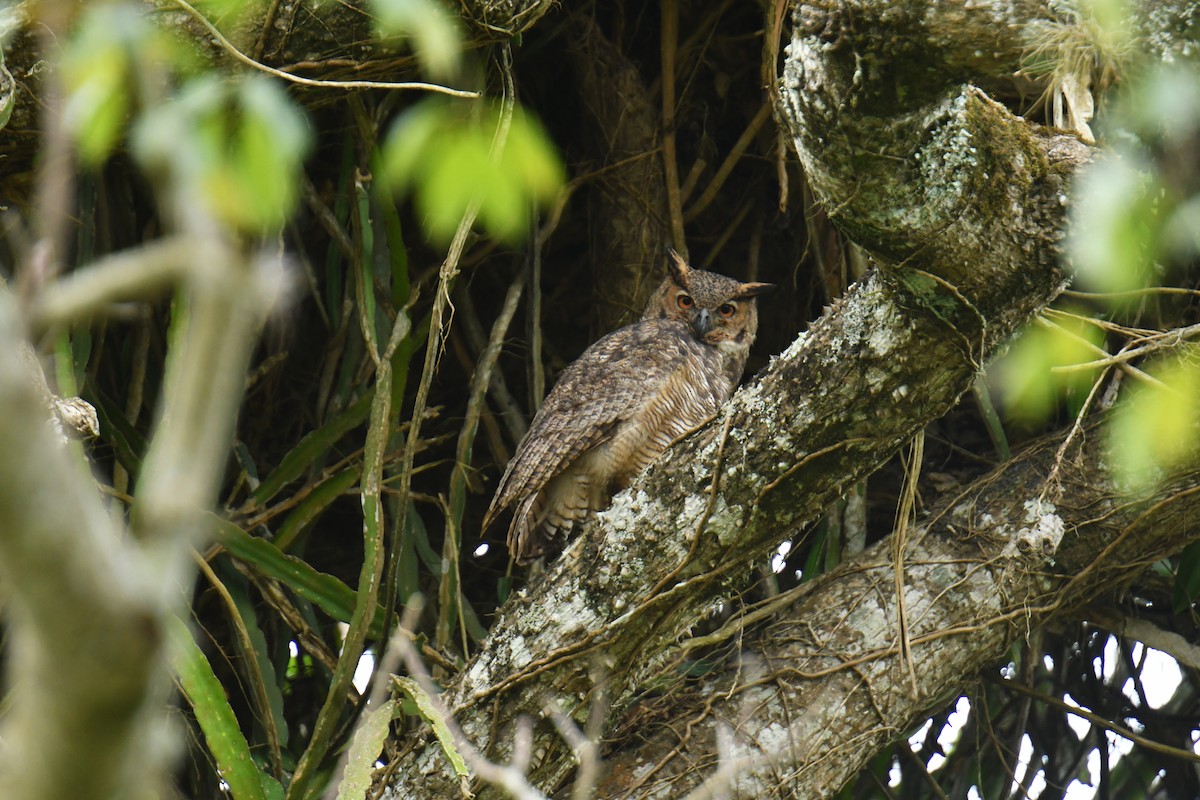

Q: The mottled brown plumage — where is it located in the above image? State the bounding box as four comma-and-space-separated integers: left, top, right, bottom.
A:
483, 250, 774, 564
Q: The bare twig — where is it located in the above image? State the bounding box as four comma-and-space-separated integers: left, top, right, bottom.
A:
892, 432, 924, 698
683, 102, 771, 222
660, 0, 687, 255
168, 0, 480, 98
441, 265, 526, 651
988, 674, 1200, 764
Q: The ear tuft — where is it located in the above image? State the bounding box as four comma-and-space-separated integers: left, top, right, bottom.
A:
735, 281, 776, 299
666, 246, 690, 287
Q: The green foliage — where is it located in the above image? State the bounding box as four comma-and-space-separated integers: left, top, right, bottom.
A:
392, 676, 470, 780
1069, 155, 1164, 294
1070, 63, 1200, 294
382, 99, 564, 243
170, 615, 275, 800
992, 312, 1105, 424
61, 2, 311, 229
216, 519, 389, 639
333, 699, 396, 800
369, 0, 462, 80
1004, 36, 1200, 494
191, 0, 270, 22
133, 75, 311, 233
1106, 354, 1200, 492
61, 3, 165, 164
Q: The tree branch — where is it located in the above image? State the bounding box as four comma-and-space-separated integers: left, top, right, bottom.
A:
592, 418, 1200, 797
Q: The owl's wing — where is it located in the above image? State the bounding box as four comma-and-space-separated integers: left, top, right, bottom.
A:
482, 321, 687, 532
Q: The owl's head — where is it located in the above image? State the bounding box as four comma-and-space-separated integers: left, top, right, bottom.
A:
644, 249, 775, 356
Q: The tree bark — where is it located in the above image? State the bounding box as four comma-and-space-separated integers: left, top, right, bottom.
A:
591, 417, 1200, 797
568, 17, 672, 332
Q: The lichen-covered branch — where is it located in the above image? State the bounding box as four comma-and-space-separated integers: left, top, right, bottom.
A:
592, 420, 1200, 797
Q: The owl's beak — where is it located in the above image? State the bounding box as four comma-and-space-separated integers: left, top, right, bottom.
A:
690, 308, 714, 337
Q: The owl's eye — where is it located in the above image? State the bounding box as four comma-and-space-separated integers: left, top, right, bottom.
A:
717, 303, 737, 318
676, 293, 694, 310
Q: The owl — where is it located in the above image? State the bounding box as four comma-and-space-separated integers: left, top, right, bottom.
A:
482, 249, 774, 564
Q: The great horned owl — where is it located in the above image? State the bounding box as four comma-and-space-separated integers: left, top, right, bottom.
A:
483, 250, 774, 564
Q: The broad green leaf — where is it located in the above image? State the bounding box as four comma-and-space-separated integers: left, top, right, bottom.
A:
993, 313, 1106, 423
193, 0, 270, 22
1124, 64, 1200, 142
1068, 155, 1163, 295
504, 108, 566, 200
60, 2, 197, 163
133, 75, 310, 233
61, 4, 144, 164
215, 518, 388, 639
420, 138, 492, 239
246, 390, 374, 509
273, 467, 362, 553
380, 102, 444, 195
218, 559, 289, 750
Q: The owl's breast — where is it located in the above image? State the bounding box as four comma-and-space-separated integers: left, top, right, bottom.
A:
591, 338, 730, 491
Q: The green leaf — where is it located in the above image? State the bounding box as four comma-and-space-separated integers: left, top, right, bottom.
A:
273, 466, 362, 553
170, 616, 269, 800
992, 313, 1106, 424
382, 99, 564, 245
192, 0, 270, 22
133, 75, 311, 233
333, 699, 396, 800
246, 391, 374, 509
503, 107, 567, 201
217, 559, 289, 749
369, 0, 462, 80
60, 2, 198, 163
1069, 155, 1164, 295
215, 519, 388, 639
380, 102, 444, 195
392, 677, 469, 778
61, 4, 144, 164
1106, 355, 1200, 492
